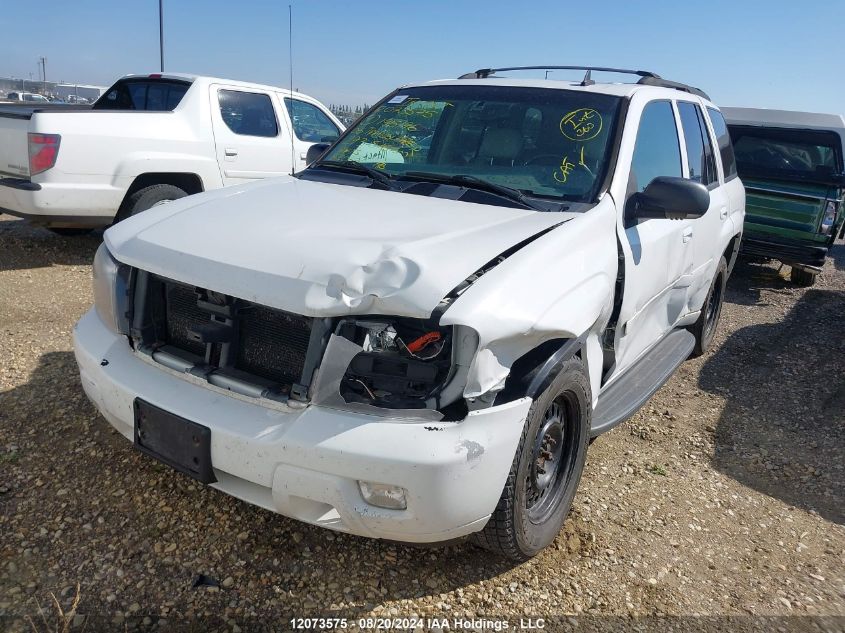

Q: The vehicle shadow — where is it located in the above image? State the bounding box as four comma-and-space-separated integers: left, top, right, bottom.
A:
3, 351, 567, 618
0, 215, 101, 271
724, 255, 793, 307
699, 289, 845, 525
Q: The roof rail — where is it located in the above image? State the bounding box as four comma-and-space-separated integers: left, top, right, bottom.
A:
458, 66, 710, 100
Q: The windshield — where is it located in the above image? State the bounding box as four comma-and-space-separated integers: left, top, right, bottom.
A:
319, 85, 622, 203
730, 126, 843, 183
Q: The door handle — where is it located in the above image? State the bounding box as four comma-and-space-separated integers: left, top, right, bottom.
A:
719, 207, 728, 220
682, 227, 693, 243
224, 148, 238, 157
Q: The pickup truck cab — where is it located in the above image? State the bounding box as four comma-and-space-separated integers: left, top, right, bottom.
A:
74, 66, 744, 559
0, 73, 342, 233
723, 107, 845, 286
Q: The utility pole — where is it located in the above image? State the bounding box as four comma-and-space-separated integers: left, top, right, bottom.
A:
159, 0, 165, 72
39, 57, 47, 92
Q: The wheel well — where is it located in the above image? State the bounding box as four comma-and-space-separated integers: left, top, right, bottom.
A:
123, 173, 204, 205
495, 337, 583, 405
723, 233, 742, 277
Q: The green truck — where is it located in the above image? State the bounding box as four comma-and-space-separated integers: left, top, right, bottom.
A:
723, 107, 845, 286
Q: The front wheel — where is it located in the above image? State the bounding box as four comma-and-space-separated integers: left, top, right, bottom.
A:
689, 256, 727, 357
473, 357, 591, 560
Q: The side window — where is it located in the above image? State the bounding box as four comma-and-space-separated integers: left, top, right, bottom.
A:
706, 108, 738, 181
284, 98, 340, 142
677, 101, 717, 186
629, 101, 682, 193
218, 90, 278, 138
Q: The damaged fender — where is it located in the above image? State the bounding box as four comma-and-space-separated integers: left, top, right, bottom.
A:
441, 198, 619, 404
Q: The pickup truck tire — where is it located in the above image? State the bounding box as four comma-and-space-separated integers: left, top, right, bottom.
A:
473, 357, 591, 560
689, 256, 727, 357
789, 267, 817, 287
116, 184, 187, 223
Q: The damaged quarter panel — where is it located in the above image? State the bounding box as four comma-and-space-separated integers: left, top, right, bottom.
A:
441, 197, 619, 405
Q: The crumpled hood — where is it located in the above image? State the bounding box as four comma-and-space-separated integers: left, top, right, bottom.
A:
105, 176, 574, 318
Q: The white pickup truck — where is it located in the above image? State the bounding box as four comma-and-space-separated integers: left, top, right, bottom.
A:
0, 73, 343, 234
74, 66, 744, 559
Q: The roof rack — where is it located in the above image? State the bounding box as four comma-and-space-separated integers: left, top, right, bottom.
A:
457, 66, 710, 100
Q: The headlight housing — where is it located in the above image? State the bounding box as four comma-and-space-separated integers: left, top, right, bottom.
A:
92, 243, 131, 335
337, 317, 454, 409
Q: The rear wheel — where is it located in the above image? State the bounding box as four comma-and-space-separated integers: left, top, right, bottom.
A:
789, 266, 817, 287
115, 184, 187, 223
689, 256, 727, 357
473, 357, 591, 560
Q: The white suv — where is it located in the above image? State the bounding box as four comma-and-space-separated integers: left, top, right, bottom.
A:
74, 66, 744, 559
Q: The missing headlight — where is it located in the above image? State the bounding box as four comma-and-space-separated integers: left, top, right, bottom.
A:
337, 318, 453, 408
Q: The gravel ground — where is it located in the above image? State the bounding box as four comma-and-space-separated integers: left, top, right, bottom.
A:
0, 214, 843, 631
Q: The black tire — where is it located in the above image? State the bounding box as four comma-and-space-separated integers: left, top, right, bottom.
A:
473, 357, 591, 560
115, 184, 187, 223
689, 256, 727, 357
789, 266, 816, 287
47, 227, 92, 237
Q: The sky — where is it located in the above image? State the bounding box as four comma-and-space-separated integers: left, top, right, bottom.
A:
2, 0, 843, 114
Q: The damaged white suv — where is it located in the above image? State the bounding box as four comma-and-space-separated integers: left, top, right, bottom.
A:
74, 66, 744, 559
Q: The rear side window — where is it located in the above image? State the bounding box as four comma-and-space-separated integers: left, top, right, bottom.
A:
94, 79, 189, 111
677, 101, 718, 186
219, 90, 278, 137
707, 108, 738, 181
283, 98, 340, 142
629, 101, 682, 192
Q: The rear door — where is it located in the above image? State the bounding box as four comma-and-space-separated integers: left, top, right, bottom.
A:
209, 85, 290, 184
676, 100, 727, 298
613, 99, 695, 373
279, 95, 342, 171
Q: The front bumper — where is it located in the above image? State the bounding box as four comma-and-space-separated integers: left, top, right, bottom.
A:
73, 308, 531, 543
740, 232, 829, 268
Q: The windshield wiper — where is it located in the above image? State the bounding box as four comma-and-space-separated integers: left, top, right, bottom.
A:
400, 172, 552, 211
311, 160, 394, 189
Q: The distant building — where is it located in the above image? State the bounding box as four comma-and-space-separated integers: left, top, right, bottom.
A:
0, 77, 106, 102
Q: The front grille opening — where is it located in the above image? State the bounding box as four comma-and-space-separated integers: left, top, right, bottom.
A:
237, 305, 312, 385
165, 284, 207, 356
137, 274, 315, 395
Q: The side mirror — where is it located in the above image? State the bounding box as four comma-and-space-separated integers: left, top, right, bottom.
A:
631, 176, 710, 221
305, 143, 331, 166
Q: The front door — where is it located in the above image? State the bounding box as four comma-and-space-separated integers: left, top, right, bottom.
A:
209, 85, 290, 184
279, 95, 342, 171
613, 100, 695, 374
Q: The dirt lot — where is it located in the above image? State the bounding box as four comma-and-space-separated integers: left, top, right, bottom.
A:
0, 214, 843, 631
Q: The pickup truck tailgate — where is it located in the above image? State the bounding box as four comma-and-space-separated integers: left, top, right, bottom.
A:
0, 108, 32, 178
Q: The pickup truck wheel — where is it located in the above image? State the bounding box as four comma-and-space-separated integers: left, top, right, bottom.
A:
689, 256, 727, 357
116, 184, 187, 223
473, 357, 591, 560
789, 267, 817, 287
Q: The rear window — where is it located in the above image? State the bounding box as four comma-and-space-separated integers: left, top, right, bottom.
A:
93, 79, 190, 111
730, 126, 843, 182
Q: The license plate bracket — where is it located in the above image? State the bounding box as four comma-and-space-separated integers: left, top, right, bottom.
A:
134, 399, 216, 484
